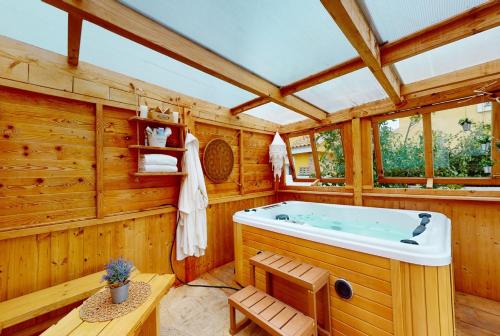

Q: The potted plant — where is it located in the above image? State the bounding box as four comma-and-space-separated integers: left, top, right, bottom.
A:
481, 157, 493, 174
102, 258, 133, 304
458, 118, 473, 131
478, 135, 491, 151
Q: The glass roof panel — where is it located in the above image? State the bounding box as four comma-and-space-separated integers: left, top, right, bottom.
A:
120, 0, 358, 86
395, 27, 500, 83
243, 103, 307, 125
80, 22, 257, 107
296, 68, 388, 113
359, 0, 487, 42
0, 0, 67, 55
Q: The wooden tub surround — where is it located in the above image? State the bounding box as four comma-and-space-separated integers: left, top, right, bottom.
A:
234, 223, 456, 336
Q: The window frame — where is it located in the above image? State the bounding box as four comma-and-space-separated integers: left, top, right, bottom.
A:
285, 123, 348, 185
372, 97, 500, 187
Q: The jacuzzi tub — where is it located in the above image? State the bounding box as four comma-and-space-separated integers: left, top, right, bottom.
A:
233, 201, 451, 266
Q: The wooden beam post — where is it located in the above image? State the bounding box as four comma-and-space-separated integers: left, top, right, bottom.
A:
351, 118, 363, 205
67, 14, 83, 66
239, 129, 245, 195
320, 0, 402, 104
360, 119, 374, 189
95, 103, 104, 218
309, 131, 322, 180
422, 113, 434, 181
44, 0, 327, 121
492, 102, 500, 178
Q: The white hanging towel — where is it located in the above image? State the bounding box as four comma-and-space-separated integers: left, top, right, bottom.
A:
176, 133, 208, 261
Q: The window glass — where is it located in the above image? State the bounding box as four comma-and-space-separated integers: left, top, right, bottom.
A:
244, 103, 306, 125
288, 135, 314, 178
315, 129, 345, 178
379, 115, 425, 177
432, 103, 493, 177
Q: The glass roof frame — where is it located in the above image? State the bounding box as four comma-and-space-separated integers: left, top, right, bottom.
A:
0, 0, 497, 126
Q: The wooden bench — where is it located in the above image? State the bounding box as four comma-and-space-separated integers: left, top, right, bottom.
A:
228, 285, 315, 336
0, 271, 110, 334
41, 273, 174, 336
249, 251, 331, 336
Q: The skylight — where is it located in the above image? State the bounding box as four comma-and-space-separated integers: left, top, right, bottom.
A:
395, 27, 500, 83
295, 68, 388, 113
80, 22, 256, 107
120, 0, 358, 86
243, 103, 307, 125
359, 0, 487, 43
0, 0, 67, 55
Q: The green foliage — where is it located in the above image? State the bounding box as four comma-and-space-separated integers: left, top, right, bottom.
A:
376, 118, 492, 184
433, 122, 492, 177
379, 118, 425, 177
315, 129, 345, 178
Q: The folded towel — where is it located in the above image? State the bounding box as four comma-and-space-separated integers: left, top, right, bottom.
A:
139, 164, 178, 173
140, 154, 177, 166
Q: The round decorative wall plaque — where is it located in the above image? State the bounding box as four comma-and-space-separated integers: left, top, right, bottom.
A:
203, 138, 234, 183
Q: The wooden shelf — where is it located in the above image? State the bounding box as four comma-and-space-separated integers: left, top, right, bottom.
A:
129, 145, 186, 152
132, 172, 187, 177
129, 116, 187, 128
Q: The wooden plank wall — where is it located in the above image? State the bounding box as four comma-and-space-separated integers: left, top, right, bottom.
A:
184, 120, 276, 280
0, 34, 278, 335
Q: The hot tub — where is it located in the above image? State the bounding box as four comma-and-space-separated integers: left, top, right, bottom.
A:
233, 201, 455, 336
233, 201, 451, 266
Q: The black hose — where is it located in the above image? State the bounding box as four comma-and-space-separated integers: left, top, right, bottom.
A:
169, 218, 241, 291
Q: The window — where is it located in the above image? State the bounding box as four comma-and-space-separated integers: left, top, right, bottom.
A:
287, 134, 315, 180
315, 128, 345, 179
377, 115, 425, 177
432, 103, 492, 178
477, 102, 492, 113
286, 125, 347, 186
373, 100, 499, 188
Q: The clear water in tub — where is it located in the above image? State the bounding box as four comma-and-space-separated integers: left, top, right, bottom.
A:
260, 202, 415, 242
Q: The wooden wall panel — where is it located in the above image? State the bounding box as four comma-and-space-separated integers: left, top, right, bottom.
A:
0, 212, 176, 301
0, 87, 96, 229
185, 194, 276, 281
102, 105, 180, 215
242, 132, 274, 194
277, 191, 354, 205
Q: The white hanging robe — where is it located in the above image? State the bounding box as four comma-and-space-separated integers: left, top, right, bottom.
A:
176, 133, 208, 260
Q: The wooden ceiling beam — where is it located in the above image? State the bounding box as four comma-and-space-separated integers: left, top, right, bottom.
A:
67, 14, 82, 66
230, 97, 271, 115
43, 0, 327, 121
320, 0, 402, 104
280, 59, 500, 133
232, 1, 499, 113
381, 0, 500, 65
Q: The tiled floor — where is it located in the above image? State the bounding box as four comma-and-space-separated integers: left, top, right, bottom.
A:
160, 262, 500, 336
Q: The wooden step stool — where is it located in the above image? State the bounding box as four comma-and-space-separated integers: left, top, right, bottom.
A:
251, 251, 331, 336
228, 286, 315, 336
229, 251, 331, 336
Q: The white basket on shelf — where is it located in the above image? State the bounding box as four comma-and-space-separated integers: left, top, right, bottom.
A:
147, 133, 169, 147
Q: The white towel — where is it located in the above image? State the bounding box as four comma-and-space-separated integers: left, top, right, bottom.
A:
139, 164, 178, 173
140, 154, 177, 166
